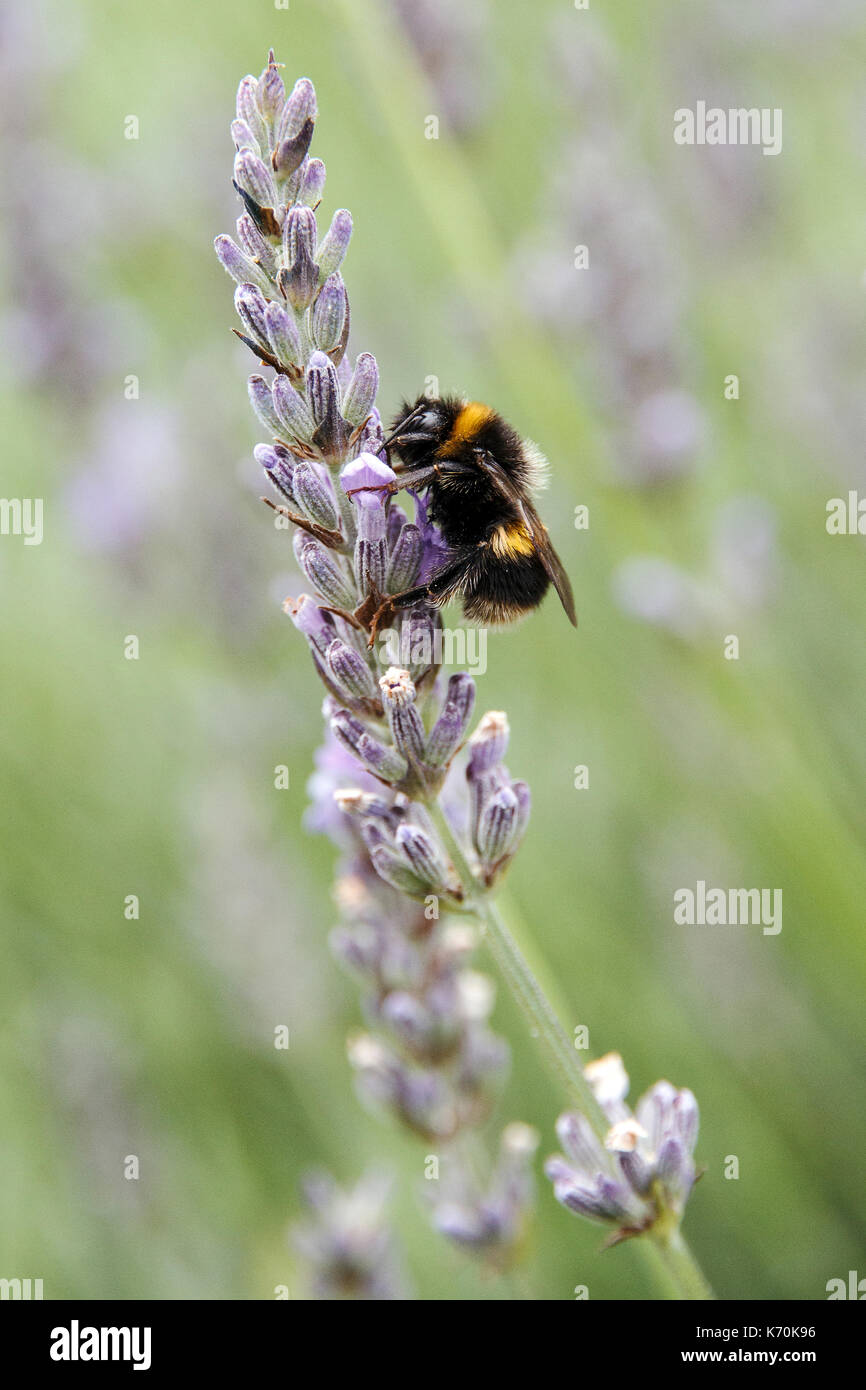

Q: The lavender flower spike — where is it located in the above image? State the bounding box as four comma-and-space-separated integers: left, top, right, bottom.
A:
545, 1053, 702, 1242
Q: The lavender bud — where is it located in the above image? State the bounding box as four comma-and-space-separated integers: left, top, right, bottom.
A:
355, 499, 388, 595
512, 780, 531, 846
379, 667, 425, 766
544, 1160, 630, 1224
237, 214, 277, 278
264, 300, 302, 366
236, 75, 268, 151
311, 274, 348, 353
396, 608, 439, 682
342, 352, 379, 428
326, 640, 378, 701
234, 282, 270, 347
618, 1146, 653, 1197
394, 824, 453, 894
248, 374, 282, 436
284, 203, 317, 262
656, 1136, 690, 1194
233, 148, 278, 213
293, 462, 338, 529
316, 208, 353, 282
425, 674, 476, 769
333, 790, 396, 824
468, 711, 510, 774
298, 157, 326, 208
355, 408, 385, 455
214, 235, 272, 295
467, 767, 497, 848
259, 54, 286, 125
306, 350, 339, 421
555, 1111, 603, 1173
369, 846, 428, 898
331, 710, 408, 783
272, 372, 314, 438
476, 785, 519, 864
307, 354, 350, 460
256, 441, 296, 503
231, 118, 261, 155
275, 77, 317, 144
385, 523, 423, 593
380, 992, 438, 1055
672, 1089, 700, 1152
281, 205, 318, 310
430, 1205, 490, 1250
636, 1080, 677, 1151
294, 536, 355, 609
284, 595, 336, 657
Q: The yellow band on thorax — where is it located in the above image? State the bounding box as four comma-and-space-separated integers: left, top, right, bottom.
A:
436, 401, 495, 457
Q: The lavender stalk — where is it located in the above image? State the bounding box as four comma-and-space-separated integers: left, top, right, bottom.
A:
216, 51, 536, 1275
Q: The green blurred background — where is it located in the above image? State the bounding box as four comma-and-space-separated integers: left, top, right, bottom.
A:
2, 0, 865, 1299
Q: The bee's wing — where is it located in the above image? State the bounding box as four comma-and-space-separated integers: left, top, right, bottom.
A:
476, 452, 578, 627
522, 501, 578, 626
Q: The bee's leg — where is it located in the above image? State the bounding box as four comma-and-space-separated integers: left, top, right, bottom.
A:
344, 466, 436, 504
363, 553, 477, 647
363, 585, 432, 648
387, 464, 438, 490
261, 496, 344, 548
348, 415, 374, 449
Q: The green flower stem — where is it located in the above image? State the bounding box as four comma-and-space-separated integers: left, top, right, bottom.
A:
648, 1227, 715, 1302
430, 802, 613, 1140
429, 800, 714, 1301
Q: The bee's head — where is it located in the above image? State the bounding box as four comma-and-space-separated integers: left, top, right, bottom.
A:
387, 394, 458, 462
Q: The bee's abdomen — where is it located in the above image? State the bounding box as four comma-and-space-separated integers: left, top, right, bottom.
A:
462, 546, 550, 625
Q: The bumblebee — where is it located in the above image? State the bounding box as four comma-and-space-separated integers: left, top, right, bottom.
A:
377, 394, 576, 627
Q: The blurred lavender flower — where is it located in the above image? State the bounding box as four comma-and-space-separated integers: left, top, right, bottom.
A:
514, 17, 704, 486
613, 495, 777, 640
0, 4, 143, 398
64, 400, 180, 554
216, 51, 536, 1270
613, 556, 711, 641
336, 874, 509, 1141
545, 1052, 701, 1242
292, 1170, 411, 1300
429, 1122, 539, 1269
